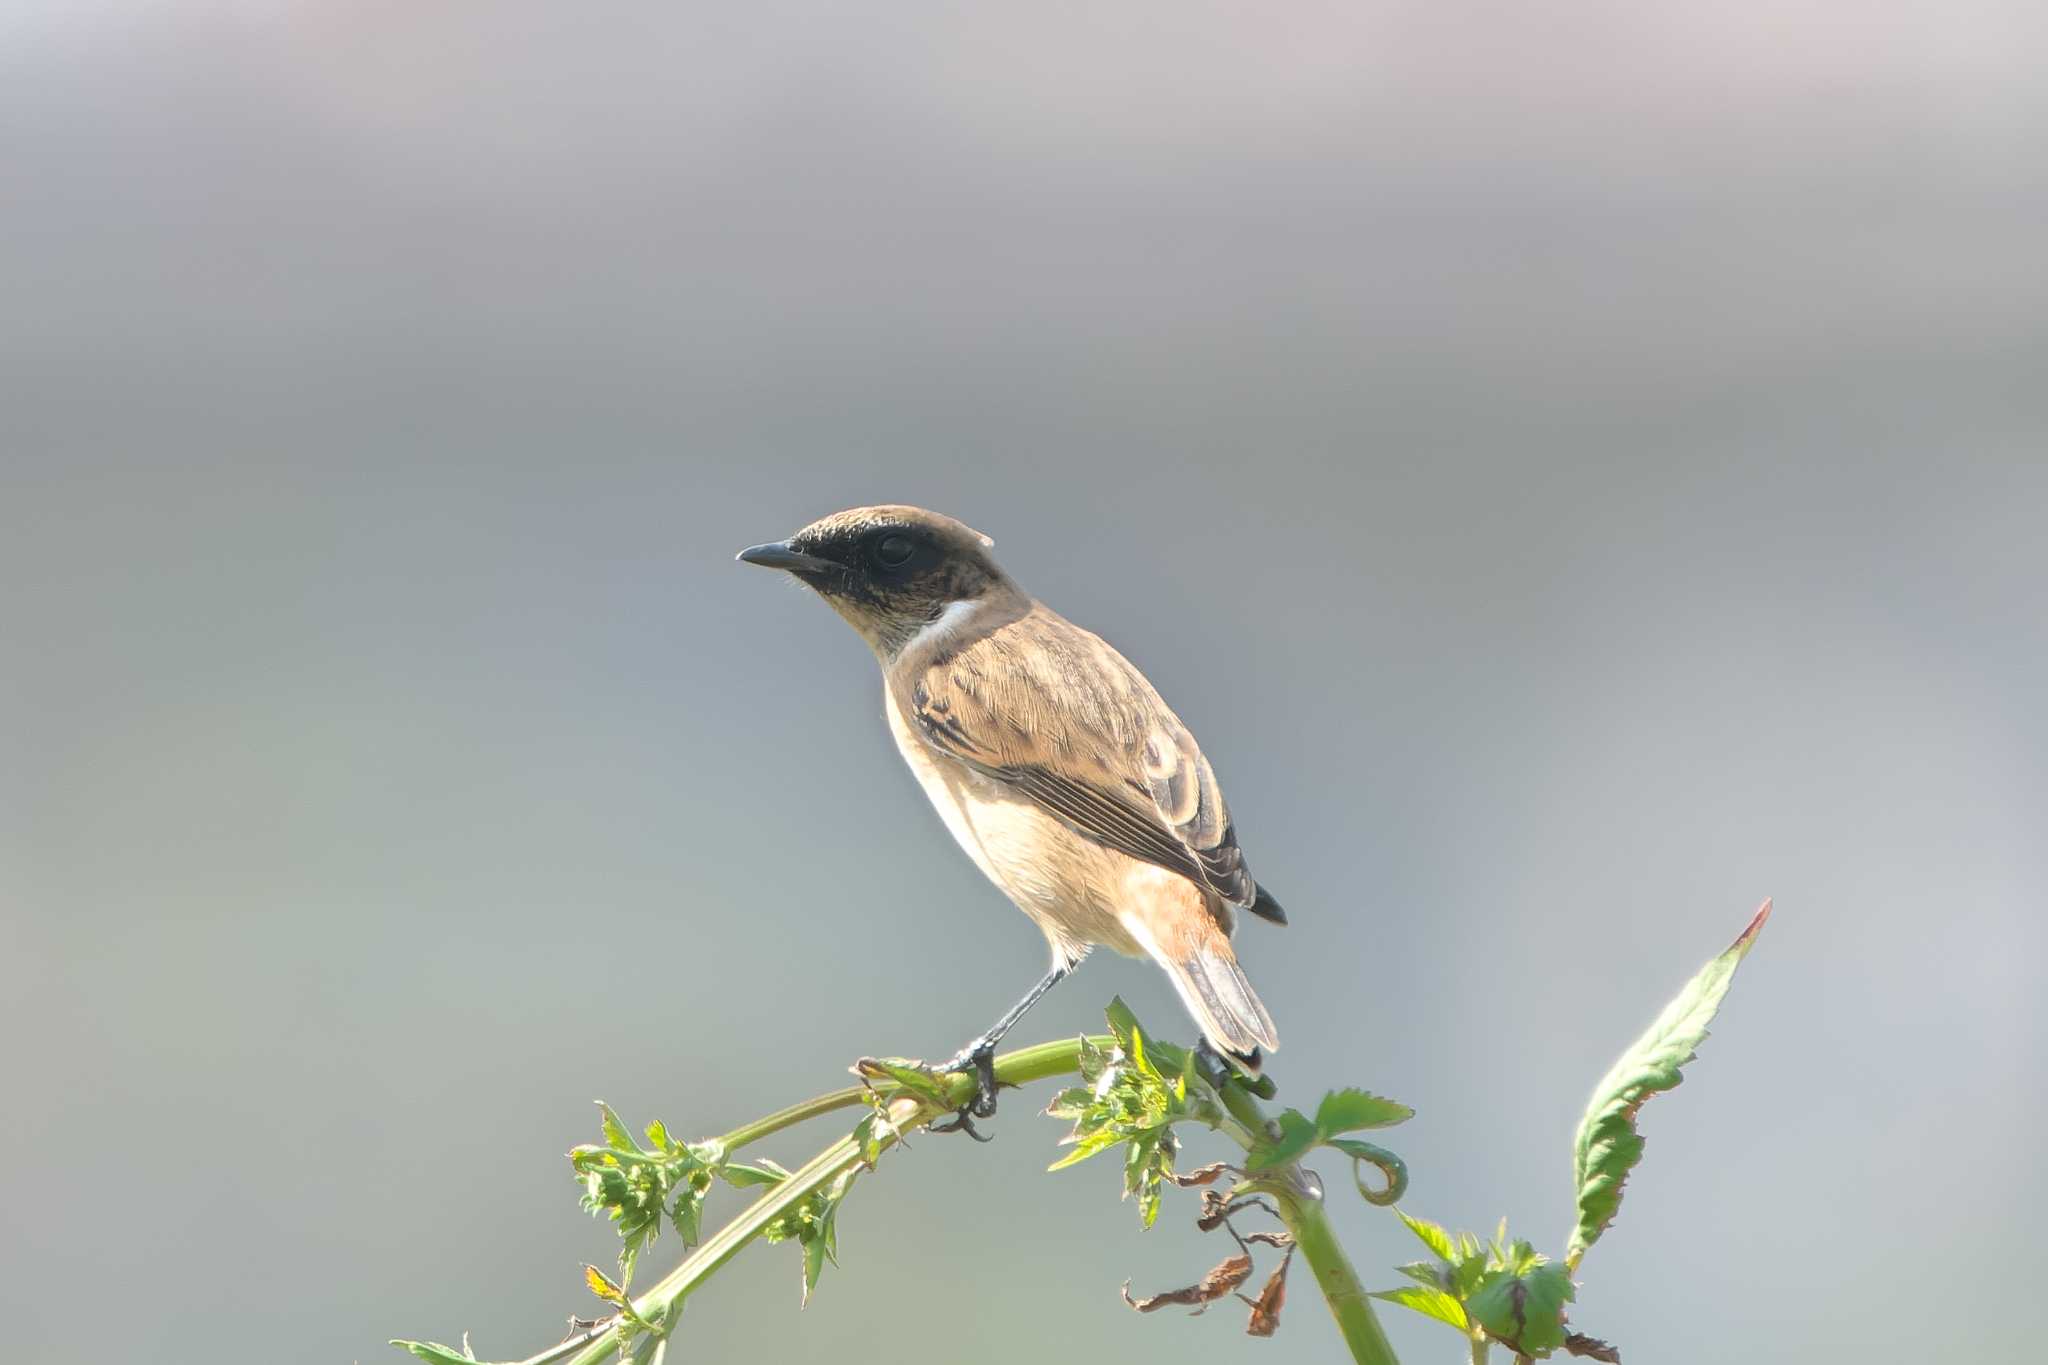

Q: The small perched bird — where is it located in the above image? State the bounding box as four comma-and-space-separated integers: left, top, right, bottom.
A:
738, 505, 1283, 1123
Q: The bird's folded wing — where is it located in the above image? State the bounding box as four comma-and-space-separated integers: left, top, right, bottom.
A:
903, 611, 1257, 909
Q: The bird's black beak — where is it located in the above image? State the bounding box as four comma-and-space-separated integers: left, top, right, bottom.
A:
736, 541, 838, 574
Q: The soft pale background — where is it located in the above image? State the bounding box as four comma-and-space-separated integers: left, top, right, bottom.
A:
3, 2, 2042, 1362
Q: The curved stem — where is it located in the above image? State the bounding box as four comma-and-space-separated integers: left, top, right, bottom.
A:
557, 1037, 1109, 1365
715, 1089, 869, 1151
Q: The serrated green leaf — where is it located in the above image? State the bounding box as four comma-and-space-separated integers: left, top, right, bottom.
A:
1128, 1021, 1155, 1079
1503, 1238, 1543, 1276
1123, 1132, 1152, 1194
1104, 996, 1141, 1055
1450, 1249, 1489, 1300
1397, 1210, 1457, 1261
1395, 1260, 1447, 1289
1315, 1087, 1414, 1134
1568, 899, 1771, 1268
1469, 1262, 1574, 1354
1245, 1108, 1320, 1170
1369, 1285, 1469, 1332
1047, 1130, 1123, 1170
597, 1104, 643, 1156
1044, 1086, 1093, 1118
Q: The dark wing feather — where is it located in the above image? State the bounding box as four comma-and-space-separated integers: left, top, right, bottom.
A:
903, 606, 1273, 914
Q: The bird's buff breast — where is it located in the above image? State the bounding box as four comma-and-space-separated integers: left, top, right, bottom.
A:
884, 691, 1146, 961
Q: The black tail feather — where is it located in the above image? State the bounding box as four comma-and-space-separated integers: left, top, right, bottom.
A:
1247, 884, 1287, 925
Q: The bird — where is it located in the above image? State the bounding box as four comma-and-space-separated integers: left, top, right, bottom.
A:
737, 505, 1284, 1125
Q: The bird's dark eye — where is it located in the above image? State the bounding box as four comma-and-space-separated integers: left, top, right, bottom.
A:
872, 533, 915, 568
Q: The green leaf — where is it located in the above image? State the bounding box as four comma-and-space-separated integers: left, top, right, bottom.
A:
1369, 1285, 1469, 1332
1245, 1108, 1319, 1170
1315, 1087, 1414, 1134
860, 1059, 954, 1108
1397, 1209, 1457, 1261
1328, 1138, 1408, 1205
720, 1161, 790, 1188
1075, 1033, 1110, 1083
1044, 1085, 1093, 1119
800, 1235, 827, 1305
1449, 1247, 1489, 1301
390, 1342, 481, 1365
1047, 1130, 1123, 1171
669, 1188, 702, 1247
1104, 996, 1142, 1055
1469, 1262, 1574, 1354
597, 1103, 643, 1156
1567, 899, 1771, 1268
1395, 1260, 1447, 1289
1244, 1088, 1412, 1176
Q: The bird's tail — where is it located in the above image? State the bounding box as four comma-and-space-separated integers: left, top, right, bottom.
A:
1157, 941, 1279, 1068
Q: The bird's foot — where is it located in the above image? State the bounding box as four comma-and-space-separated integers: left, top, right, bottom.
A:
926, 1039, 999, 1139
1193, 1036, 1279, 1099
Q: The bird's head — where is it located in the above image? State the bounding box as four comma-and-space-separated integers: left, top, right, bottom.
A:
737, 504, 1015, 657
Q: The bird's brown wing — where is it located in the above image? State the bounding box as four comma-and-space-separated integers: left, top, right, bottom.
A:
901, 604, 1266, 912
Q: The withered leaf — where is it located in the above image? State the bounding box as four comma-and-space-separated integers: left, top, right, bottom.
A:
1565, 1332, 1622, 1362
1196, 1191, 1280, 1233
1167, 1162, 1235, 1187
1122, 1254, 1254, 1314
1244, 1230, 1293, 1250
1242, 1254, 1290, 1337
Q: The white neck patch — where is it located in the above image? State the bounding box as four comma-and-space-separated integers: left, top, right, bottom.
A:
899, 598, 980, 657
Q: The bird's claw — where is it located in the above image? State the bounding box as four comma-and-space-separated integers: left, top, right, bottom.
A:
927, 1108, 994, 1141
929, 1040, 999, 1136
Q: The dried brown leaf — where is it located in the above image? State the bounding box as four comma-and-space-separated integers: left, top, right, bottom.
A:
1167, 1162, 1235, 1187
1122, 1254, 1254, 1314
1565, 1331, 1622, 1362
1242, 1253, 1291, 1337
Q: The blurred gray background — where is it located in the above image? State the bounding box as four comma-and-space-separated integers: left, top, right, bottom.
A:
3, 1, 2043, 1362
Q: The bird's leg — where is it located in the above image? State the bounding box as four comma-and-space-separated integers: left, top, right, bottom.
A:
1192, 1034, 1279, 1100
1191, 1034, 1232, 1090
928, 952, 1087, 1136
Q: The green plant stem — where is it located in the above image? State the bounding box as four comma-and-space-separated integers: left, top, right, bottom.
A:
1276, 1180, 1401, 1365
555, 1038, 1107, 1365
1221, 1074, 1401, 1365
1469, 1335, 1490, 1364
715, 1036, 1114, 1151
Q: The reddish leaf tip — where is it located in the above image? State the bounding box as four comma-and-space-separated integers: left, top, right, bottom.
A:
1730, 898, 1772, 954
